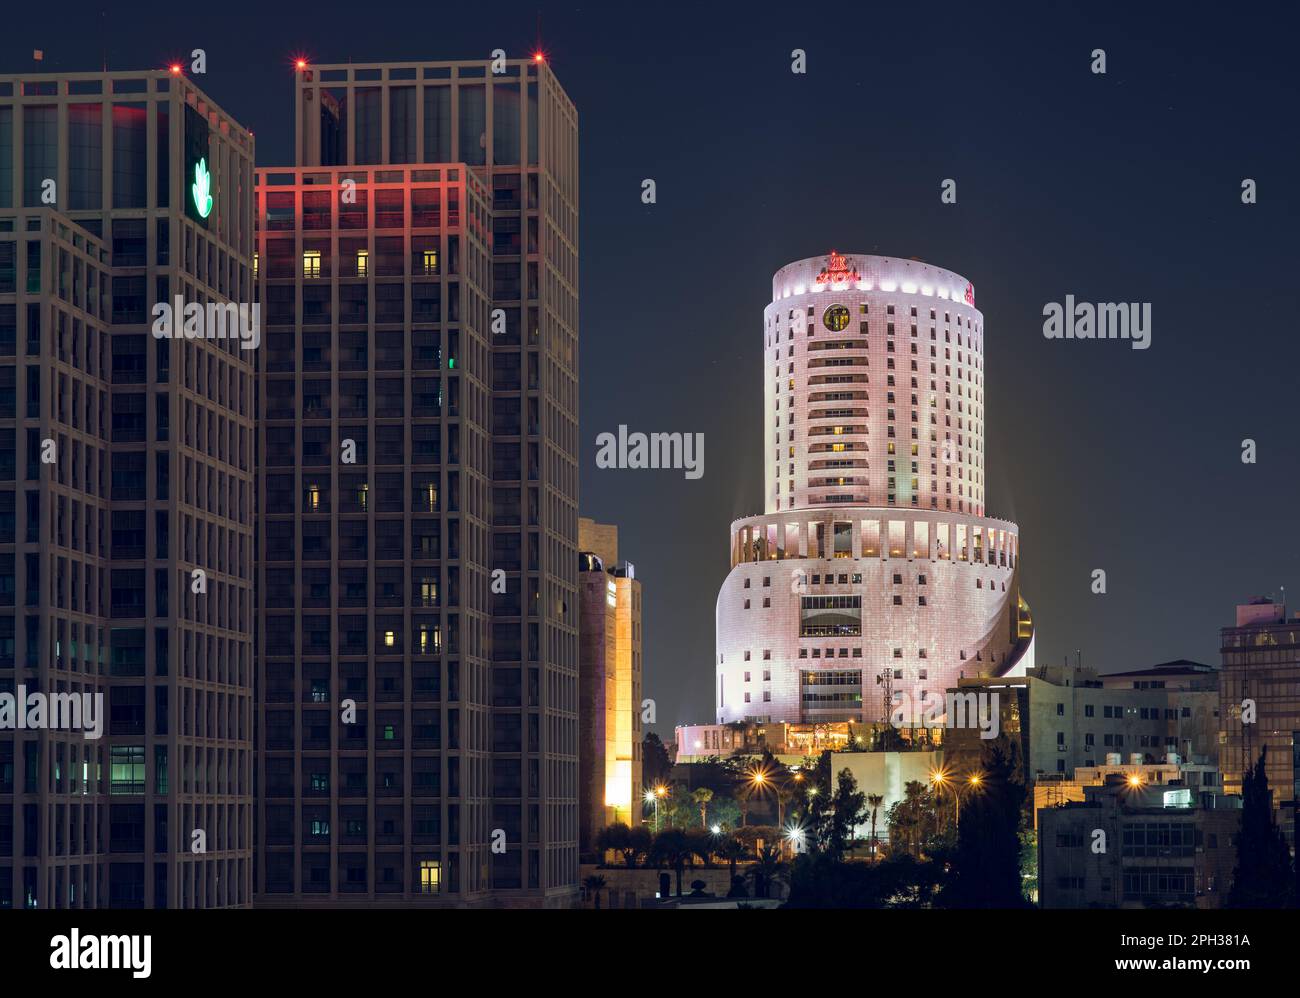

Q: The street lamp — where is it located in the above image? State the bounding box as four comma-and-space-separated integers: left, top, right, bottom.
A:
747, 766, 788, 827
644, 784, 668, 832
955, 772, 984, 825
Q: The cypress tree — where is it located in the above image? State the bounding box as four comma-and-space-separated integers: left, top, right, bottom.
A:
1227, 748, 1294, 908
938, 734, 1027, 908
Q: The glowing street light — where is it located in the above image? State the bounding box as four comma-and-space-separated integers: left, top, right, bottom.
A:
784, 823, 806, 855
645, 784, 669, 832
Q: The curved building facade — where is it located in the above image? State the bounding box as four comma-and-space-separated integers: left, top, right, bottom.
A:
715, 252, 1034, 725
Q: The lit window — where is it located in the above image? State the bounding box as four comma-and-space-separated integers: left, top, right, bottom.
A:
357, 482, 369, 511
419, 860, 441, 894
422, 249, 438, 275
303, 249, 321, 278
253, 252, 259, 278
356, 249, 369, 276
305, 484, 320, 510
109, 746, 145, 795
384, 630, 396, 647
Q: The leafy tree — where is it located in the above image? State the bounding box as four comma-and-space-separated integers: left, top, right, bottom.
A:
627, 825, 653, 868
595, 822, 631, 867
684, 828, 715, 868
826, 768, 867, 860
735, 825, 780, 857
597, 822, 653, 869
796, 752, 834, 845
885, 781, 926, 857
784, 852, 946, 908
1227, 748, 1295, 908
642, 732, 673, 787
663, 794, 696, 830
938, 735, 1028, 908
1019, 828, 1038, 901
708, 796, 742, 833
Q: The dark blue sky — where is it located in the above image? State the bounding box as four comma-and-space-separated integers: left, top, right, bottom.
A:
11, 1, 1299, 734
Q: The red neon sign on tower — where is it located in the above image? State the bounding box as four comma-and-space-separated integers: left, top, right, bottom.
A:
814, 250, 860, 285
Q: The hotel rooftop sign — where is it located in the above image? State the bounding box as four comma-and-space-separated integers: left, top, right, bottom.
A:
814, 250, 860, 286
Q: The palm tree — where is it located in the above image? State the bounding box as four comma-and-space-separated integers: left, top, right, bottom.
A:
866, 793, 884, 860
582, 874, 607, 910
747, 845, 786, 899
717, 836, 747, 882
774, 783, 794, 830
651, 829, 692, 897
692, 787, 715, 828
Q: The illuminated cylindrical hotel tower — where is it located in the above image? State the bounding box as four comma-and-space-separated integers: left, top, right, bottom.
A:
715, 252, 1034, 726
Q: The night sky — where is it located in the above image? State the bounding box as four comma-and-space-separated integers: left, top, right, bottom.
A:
11, 1, 1299, 735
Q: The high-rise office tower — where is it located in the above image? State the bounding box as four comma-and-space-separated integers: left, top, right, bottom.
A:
715, 252, 1033, 727
1219, 598, 1299, 844
254, 58, 578, 906
0, 69, 257, 908
576, 517, 642, 855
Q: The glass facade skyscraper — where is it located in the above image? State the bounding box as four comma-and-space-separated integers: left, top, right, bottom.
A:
1, 54, 578, 909
0, 70, 257, 908
253, 59, 579, 906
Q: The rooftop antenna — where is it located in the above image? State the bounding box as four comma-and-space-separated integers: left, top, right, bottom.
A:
875, 668, 894, 727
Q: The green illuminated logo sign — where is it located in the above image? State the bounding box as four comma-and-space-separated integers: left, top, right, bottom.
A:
191, 158, 213, 219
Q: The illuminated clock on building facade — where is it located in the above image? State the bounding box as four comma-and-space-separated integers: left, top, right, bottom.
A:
823, 303, 851, 331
